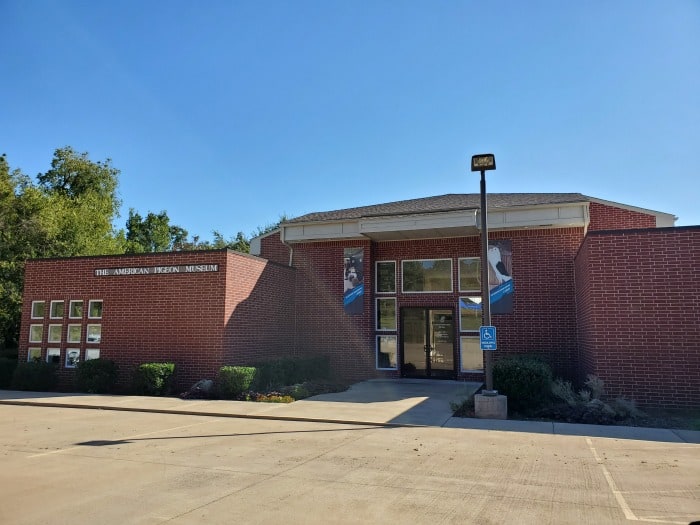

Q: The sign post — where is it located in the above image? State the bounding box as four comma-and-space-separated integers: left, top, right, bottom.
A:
471, 153, 497, 394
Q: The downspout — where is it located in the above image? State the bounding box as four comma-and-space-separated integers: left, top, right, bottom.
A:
280, 225, 294, 266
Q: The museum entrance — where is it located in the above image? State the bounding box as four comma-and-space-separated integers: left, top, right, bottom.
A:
400, 308, 456, 379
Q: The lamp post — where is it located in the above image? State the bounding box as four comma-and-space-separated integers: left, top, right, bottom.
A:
471, 153, 496, 393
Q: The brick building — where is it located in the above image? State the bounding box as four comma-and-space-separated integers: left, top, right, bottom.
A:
19, 193, 700, 407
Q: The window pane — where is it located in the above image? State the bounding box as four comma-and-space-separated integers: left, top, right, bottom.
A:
86, 324, 101, 343
48, 324, 62, 343
29, 325, 43, 343
402, 259, 452, 292
67, 324, 81, 343
69, 300, 83, 318
31, 301, 45, 318
88, 300, 103, 318
460, 336, 483, 371
65, 349, 80, 368
376, 335, 397, 369
85, 348, 100, 360
459, 258, 481, 292
376, 262, 396, 293
27, 348, 42, 362
50, 301, 64, 318
459, 297, 482, 331
46, 348, 61, 365
376, 298, 396, 330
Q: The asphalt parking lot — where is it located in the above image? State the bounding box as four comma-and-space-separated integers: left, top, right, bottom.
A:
1, 403, 698, 525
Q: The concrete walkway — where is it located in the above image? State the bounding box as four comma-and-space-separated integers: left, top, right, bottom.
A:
1, 379, 698, 443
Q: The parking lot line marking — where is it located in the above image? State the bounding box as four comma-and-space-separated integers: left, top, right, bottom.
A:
27, 419, 220, 458
586, 438, 638, 521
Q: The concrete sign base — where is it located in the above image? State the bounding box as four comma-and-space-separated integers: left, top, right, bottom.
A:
474, 393, 508, 419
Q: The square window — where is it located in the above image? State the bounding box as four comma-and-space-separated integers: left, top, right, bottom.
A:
375, 261, 396, 294
402, 259, 453, 293
85, 348, 100, 360
69, 300, 84, 319
376, 298, 397, 331
46, 348, 61, 365
31, 301, 45, 319
47, 324, 62, 343
27, 348, 42, 363
65, 349, 80, 368
67, 324, 81, 343
88, 300, 103, 319
86, 324, 101, 343
50, 300, 64, 319
376, 335, 398, 370
460, 336, 483, 372
29, 324, 43, 343
459, 258, 481, 292
459, 297, 482, 332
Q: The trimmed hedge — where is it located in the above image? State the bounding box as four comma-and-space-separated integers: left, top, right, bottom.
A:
75, 359, 118, 394
132, 363, 175, 396
252, 356, 331, 391
0, 357, 18, 388
493, 355, 553, 413
217, 366, 256, 399
10, 361, 58, 391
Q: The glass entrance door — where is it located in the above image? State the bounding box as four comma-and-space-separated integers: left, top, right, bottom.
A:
400, 308, 455, 379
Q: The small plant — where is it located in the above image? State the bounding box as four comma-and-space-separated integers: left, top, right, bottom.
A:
551, 378, 578, 407
218, 366, 257, 399
75, 359, 118, 394
133, 363, 175, 396
11, 361, 57, 391
451, 395, 475, 417
584, 374, 605, 400
252, 392, 294, 403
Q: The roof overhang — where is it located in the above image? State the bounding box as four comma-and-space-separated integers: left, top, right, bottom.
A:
281, 202, 590, 243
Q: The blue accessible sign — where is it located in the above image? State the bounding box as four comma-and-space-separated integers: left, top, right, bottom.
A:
480, 326, 497, 351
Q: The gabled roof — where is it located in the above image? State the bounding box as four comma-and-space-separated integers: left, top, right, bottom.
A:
284, 193, 590, 224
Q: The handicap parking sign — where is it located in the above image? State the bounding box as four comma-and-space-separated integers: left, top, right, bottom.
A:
480, 326, 497, 351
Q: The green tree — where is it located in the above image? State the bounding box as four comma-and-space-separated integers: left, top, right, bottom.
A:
125, 209, 188, 253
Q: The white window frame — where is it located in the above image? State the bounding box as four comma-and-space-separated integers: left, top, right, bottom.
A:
458, 257, 481, 293
29, 324, 43, 343
88, 300, 103, 319
460, 336, 484, 372
459, 296, 483, 332
67, 324, 82, 343
69, 300, 84, 319
47, 324, 62, 343
85, 348, 100, 361
86, 324, 101, 344
376, 335, 398, 370
65, 348, 80, 368
401, 258, 453, 294
375, 261, 396, 294
50, 300, 64, 319
376, 297, 397, 331
46, 348, 61, 365
27, 348, 42, 363
31, 301, 45, 319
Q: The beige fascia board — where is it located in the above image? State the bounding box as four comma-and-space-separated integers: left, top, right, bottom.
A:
477, 203, 589, 230
358, 209, 478, 234
282, 221, 363, 242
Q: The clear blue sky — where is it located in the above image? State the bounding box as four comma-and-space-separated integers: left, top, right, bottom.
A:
2, 1, 699, 241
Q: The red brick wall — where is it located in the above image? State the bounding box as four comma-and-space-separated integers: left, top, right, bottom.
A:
222, 253, 296, 365
575, 227, 700, 408
19, 250, 291, 391
259, 232, 291, 266
588, 201, 657, 231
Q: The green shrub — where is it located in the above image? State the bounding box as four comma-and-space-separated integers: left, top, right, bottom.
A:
75, 359, 118, 394
132, 363, 175, 396
0, 357, 18, 388
10, 361, 58, 391
493, 355, 553, 413
217, 366, 257, 399
252, 356, 331, 391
